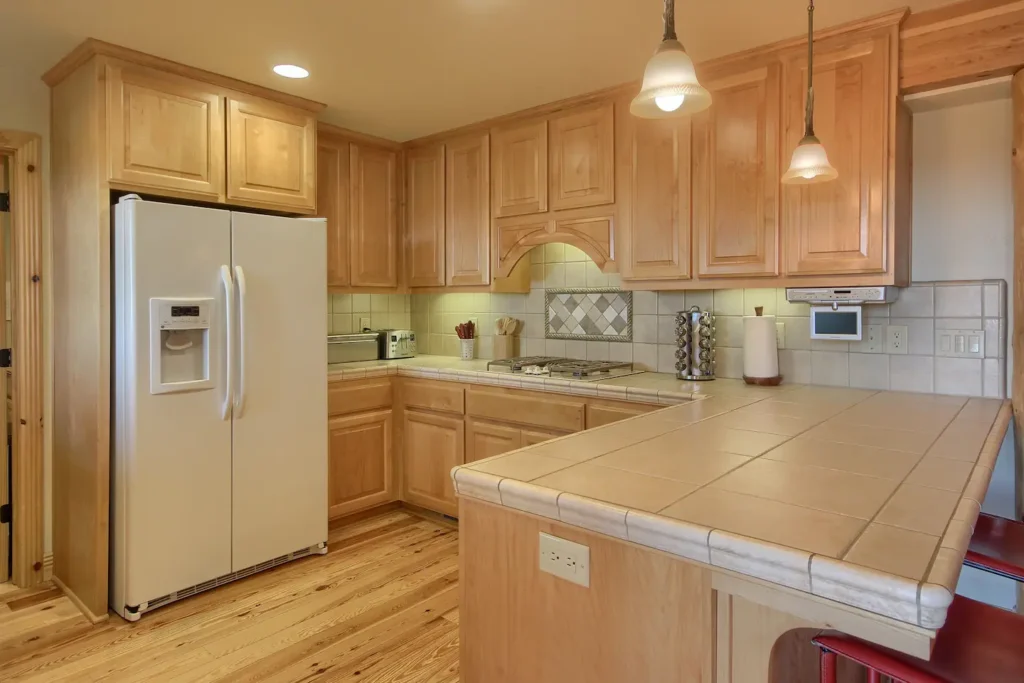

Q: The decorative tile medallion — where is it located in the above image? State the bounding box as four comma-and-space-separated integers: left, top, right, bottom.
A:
545, 289, 632, 342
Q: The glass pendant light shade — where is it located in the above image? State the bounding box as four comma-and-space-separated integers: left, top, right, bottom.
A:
782, 135, 838, 184
630, 39, 712, 118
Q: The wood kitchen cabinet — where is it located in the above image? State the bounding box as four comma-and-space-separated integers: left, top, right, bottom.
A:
520, 428, 565, 447
403, 409, 464, 517
780, 28, 895, 276
317, 140, 350, 287
693, 63, 781, 278
619, 115, 692, 280
328, 410, 394, 519
491, 120, 548, 218
549, 103, 615, 210
106, 62, 225, 201
465, 418, 522, 463
406, 144, 447, 287
446, 134, 491, 286
350, 142, 399, 287
227, 96, 316, 212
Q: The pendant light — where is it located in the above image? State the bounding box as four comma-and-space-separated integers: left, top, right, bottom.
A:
630, 0, 711, 118
782, 0, 838, 184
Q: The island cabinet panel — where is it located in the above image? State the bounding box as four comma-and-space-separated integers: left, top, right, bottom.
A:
226, 95, 316, 212
620, 115, 692, 281
349, 143, 399, 287
446, 134, 491, 286
460, 498, 714, 683
694, 64, 781, 278
406, 144, 447, 287
106, 62, 225, 200
465, 418, 522, 463
781, 31, 891, 276
549, 102, 615, 211
317, 140, 350, 287
327, 410, 393, 519
465, 386, 584, 433
403, 409, 464, 517
491, 120, 548, 218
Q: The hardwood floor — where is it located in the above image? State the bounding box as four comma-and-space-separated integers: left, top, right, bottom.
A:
0, 508, 460, 682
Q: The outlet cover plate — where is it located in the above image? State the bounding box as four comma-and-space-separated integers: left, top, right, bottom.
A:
863, 324, 884, 354
539, 532, 590, 587
886, 325, 909, 355
935, 329, 985, 359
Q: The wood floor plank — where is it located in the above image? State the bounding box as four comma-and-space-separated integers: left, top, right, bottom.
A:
0, 509, 464, 683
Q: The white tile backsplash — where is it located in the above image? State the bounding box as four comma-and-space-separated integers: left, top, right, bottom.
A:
401, 252, 1004, 400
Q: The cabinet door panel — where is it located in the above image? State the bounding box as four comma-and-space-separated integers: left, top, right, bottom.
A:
520, 428, 564, 447
328, 410, 393, 519
350, 143, 398, 287
550, 103, 615, 210
317, 141, 350, 287
403, 410, 464, 516
782, 34, 889, 275
622, 117, 691, 280
466, 418, 522, 463
694, 65, 781, 277
406, 145, 446, 287
106, 63, 225, 199
227, 96, 316, 211
492, 121, 548, 217
446, 134, 490, 286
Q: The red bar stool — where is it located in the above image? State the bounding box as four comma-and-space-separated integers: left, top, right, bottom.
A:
813, 512, 1024, 683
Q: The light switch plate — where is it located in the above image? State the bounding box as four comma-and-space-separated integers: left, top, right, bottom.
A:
539, 532, 590, 587
935, 329, 985, 359
863, 324, 884, 354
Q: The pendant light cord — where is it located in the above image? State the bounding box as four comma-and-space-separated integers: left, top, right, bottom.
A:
663, 0, 678, 42
804, 0, 815, 138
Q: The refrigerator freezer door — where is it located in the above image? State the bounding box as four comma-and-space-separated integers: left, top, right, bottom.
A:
112, 198, 233, 614
229, 212, 328, 571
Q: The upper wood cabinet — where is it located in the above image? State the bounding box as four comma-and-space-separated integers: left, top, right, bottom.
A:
406, 145, 446, 287
549, 103, 615, 210
227, 96, 316, 212
446, 134, 491, 286
491, 121, 548, 217
328, 410, 394, 519
620, 116, 692, 281
693, 63, 781, 278
106, 63, 225, 200
350, 143, 399, 287
780, 29, 893, 276
317, 140, 350, 287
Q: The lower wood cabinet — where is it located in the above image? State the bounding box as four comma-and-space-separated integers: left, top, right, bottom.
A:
585, 401, 658, 429
328, 410, 394, 519
403, 409, 465, 517
466, 418, 522, 463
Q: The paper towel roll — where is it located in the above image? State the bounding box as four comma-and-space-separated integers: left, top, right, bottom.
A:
743, 315, 779, 379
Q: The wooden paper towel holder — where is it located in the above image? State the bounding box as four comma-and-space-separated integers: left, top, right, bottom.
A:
743, 306, 783, 386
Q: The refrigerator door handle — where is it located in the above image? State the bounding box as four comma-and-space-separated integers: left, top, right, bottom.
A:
233, 265, 248, 418
220, 265, 234, 421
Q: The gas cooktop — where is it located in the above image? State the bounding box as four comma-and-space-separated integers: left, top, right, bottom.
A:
485, 356, 643, 381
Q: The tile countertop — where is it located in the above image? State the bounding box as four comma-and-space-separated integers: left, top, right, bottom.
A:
451, 384, 1012, 631
327, 355, 781, 405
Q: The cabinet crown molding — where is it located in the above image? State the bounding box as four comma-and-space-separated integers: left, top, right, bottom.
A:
42, 38, 326, 113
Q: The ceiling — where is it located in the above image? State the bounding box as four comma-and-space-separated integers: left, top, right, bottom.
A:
2, 0, 954, 142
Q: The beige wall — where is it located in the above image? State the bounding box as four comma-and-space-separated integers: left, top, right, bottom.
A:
0, 63, 52, 555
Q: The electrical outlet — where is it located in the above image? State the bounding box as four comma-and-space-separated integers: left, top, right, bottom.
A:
539, 532, 590, 587
886, 325, 909, 355
776, 322, 786, 350
864, 324, 884, 354
359, 316, 371, 332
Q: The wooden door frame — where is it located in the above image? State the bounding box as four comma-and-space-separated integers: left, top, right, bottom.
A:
0, 130, 45, 587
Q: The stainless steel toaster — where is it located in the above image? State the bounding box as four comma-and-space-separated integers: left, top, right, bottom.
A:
378, 329, 417, 359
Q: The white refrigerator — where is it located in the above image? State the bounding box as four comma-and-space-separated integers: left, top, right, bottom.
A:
111, 196, 328, 621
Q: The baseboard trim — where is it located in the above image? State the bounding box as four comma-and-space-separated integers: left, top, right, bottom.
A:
52, 575, 108, 624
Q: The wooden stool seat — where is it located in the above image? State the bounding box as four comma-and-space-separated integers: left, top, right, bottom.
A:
964, 512, 1024, 582
814, 595, 1024, 683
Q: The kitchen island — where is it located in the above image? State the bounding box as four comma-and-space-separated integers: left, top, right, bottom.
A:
452, 383, 1011, 683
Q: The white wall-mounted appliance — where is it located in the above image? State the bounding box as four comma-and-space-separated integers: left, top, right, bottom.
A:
112, 196, 328, 621
786, 287, 898, 341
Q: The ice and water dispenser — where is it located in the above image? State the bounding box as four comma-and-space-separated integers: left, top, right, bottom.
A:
149, 298, 214, 394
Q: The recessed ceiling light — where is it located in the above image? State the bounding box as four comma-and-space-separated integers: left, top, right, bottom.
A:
273, 64, 309, 79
